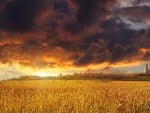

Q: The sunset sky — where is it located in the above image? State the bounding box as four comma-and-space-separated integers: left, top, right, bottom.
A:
0, 0, 150, 79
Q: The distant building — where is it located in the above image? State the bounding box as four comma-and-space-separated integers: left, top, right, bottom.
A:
144, 64, 150, 74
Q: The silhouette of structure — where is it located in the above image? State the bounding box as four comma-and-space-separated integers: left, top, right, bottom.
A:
144, 64, 150, 74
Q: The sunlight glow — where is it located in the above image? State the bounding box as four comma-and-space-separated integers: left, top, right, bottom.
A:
34, 72, 49, 77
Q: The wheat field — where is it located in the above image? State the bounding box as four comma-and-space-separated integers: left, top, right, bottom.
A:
0, 80, 150, 113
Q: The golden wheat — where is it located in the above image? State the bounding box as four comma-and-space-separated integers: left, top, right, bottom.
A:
0, 80, 150, 113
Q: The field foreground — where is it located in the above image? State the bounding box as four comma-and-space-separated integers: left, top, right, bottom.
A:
0, 80, 150, 113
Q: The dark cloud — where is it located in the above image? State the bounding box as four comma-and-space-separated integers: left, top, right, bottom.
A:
114, 6, 150, 23
134, 29, 150, 48
64, 0, 116, 34
0, 0, 150, 70
75, 17, 149, 66
101, 17, 136, 46
111, 45, 139, 62
143, 52, 150, 61
73, 0, 102, 25
72, 0, 116, 25
53, 0, 70, 13
0, 0, 47, 32
64, 22, 81, 34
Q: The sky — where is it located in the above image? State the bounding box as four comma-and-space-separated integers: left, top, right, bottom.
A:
0, 0, 150, 79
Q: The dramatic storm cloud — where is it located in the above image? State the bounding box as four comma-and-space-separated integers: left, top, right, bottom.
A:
0, 0, 150, 77
0, 0, 48, 32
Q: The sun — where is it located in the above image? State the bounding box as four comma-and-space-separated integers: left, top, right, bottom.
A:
34, 72, 49, 77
